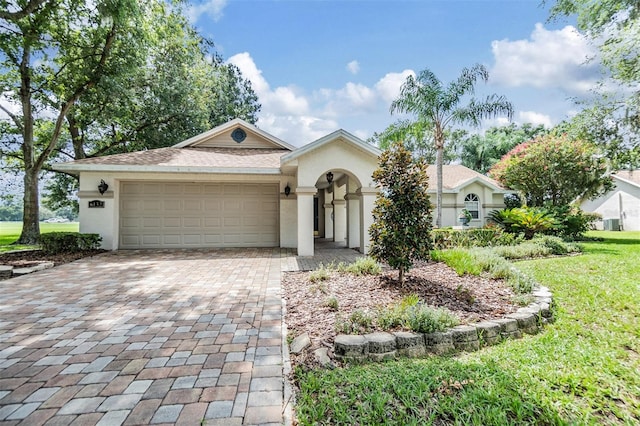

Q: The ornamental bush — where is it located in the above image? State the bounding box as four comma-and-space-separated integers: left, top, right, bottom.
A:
369, 141, 433, 284
40, 232, 101, 254
490, 133, 613, 207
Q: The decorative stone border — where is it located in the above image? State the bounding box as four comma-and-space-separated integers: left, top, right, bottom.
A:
0, 261, 54, 280
333, 286, 554, 361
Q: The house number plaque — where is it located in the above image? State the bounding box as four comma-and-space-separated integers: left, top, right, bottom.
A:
88, 200, 105, 208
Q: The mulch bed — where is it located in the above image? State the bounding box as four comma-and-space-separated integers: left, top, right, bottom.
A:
282, 260, 520, 361
0, 249, 106, 267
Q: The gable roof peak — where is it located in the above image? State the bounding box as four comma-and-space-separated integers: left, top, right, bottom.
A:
282, 128, 380, 163
173, 118, 295, 151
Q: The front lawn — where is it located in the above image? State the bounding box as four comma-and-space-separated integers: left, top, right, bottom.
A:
293, 231, 640, 425
0, 221, 79, 252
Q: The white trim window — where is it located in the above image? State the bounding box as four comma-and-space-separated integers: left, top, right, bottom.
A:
464, 193, 480, 219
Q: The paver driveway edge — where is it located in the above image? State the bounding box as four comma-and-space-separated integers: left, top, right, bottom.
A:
281, 298, 295, 426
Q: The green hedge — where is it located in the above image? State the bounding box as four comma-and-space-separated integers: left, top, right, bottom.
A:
432, 228, 523, 250
40, 232, 102, 254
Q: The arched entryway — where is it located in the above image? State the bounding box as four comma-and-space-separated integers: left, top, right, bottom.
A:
313, 169, 362, 250
279, 129, 381, 257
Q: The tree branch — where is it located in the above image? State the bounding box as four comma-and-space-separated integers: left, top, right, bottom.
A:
0, 103, 23, 130
35, 21, 118, 171
0, 0, 49, 21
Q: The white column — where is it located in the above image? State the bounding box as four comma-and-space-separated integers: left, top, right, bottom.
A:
323, 188, 333, 239
333, 199, 347, 244
358, 187, 378, 255
346, 193, 360, 249
296, 186, 317, 256
332, 182, 347, 244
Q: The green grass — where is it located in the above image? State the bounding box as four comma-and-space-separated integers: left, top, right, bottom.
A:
294, 231, 640, 425
0, 221, 79, 252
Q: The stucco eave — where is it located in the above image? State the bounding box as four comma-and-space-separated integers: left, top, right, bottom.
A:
52, 164, 283, 175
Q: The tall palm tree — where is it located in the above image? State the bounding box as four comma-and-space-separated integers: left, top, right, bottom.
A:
390, 64, 513, 227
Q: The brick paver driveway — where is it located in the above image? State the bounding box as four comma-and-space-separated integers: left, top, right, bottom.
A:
0, 249, 287, 425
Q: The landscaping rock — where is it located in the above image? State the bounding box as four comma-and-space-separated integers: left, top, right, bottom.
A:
532, 286, 552, 297
364, 332, 396, 354
31, 261, 54, 272
492, 318, 522, 340
0, 265, 13, 280
450, 325, 480, 352
393, 331, 426, 357
368, 351, 397, 362
475, 321, 501, 346
506, 311, 539, 335
424, 331, 454, 355
290, 333, 311, 354
12, 267, 35, 276
538, 302, 553, 321
334, 334, 368, 358
313, 348, 335, 369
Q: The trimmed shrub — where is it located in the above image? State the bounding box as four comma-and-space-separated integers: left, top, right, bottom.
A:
492, 243, 552, 260
375, 295, 459, 333
432, 228, 519, 250
40, 232, 101, 254
339, 257, 382, 276
430, 249, 483, 276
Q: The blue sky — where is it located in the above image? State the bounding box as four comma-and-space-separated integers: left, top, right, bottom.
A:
187, 0, 602, 146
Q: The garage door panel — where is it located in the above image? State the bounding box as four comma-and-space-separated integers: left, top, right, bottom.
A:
141, 235, 161, 245
142, 217, 162, 228
204, 200, 222, 211
163, 217, 181, 228
120, 182, 278, 248
163, 235, 181, 245
183, 234, 202, 245
183, 200, 202, 212
182, 217, 201, 228
164, 200, 181, 211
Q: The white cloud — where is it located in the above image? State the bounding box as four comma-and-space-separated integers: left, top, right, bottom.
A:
228, 52, 309, 116
347, 60, 360, 75
374, 70, 415, 103
258, 113, 339, 146
518, 111, 553, 128
227, 52, 417, 145
0, 92, 21, 120
491, 23, 600, 94
187, 0, 228, 24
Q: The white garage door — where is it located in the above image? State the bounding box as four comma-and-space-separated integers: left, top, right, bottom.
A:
119, 182, 279, 248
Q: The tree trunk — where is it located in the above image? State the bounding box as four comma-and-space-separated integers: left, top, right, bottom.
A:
17, 40, 40, 245
436, 145, 443, 228
67, 113, 87, 160
398, 266, 405, 285
19, 168, 40, 244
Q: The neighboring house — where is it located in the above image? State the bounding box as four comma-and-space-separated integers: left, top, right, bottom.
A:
580, 170, 640, 231
426, 165, 511, 228
54, 119, 380, 256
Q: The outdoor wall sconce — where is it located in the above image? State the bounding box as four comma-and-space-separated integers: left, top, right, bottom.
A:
98, 179, 109, 195
284, 184, 291, 197
326, 171, 334, 183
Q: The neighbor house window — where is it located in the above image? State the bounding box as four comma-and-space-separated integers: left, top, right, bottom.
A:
464, 193, 480, 219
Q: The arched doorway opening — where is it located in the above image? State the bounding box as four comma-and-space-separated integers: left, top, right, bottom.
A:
313, 169, 363, 250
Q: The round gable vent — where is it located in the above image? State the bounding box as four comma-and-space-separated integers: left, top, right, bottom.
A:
231, 128, 247, 143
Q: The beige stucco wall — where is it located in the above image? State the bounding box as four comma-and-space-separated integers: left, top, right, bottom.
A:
431, 181, 507, 228
295, 139, 377, 189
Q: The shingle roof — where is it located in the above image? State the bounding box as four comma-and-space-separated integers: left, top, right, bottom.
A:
425, 164, 505, 190
614, 170, 640, 186
57, 147, 288, 170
